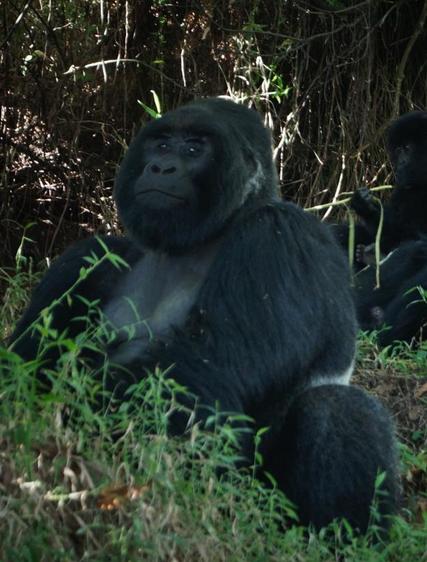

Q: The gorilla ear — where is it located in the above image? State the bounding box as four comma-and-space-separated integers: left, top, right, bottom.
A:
245, 159, 264, 197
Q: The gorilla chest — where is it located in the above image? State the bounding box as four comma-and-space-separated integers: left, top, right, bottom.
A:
103, 249, 216, 361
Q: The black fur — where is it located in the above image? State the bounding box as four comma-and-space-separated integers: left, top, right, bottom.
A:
262, 385, 398, 534
10, 98, 398, 532
334, 111, 427, 262
355, 238, 427, 346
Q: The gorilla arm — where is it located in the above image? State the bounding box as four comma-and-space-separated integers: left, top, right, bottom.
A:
9, 236, 141, 364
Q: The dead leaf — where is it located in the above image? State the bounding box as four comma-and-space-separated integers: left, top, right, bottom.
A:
416, 499, 427, 524
415, 382, 427, 399
97, 482, 150, 510
408, 406, 424, 421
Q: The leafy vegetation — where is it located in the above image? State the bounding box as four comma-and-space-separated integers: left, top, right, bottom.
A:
0, 249, 426, 561
1, 1, 426, 558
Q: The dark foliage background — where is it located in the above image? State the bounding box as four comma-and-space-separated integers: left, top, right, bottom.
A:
1, 0, 427, 263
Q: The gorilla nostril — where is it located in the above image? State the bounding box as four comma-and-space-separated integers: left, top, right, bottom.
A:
150, 164, 176, 175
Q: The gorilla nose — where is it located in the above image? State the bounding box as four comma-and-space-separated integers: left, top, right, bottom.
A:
150, 163, 177, 175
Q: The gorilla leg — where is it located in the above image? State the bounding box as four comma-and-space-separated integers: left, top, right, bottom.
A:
262, 385, 398, 533
377, 271, 427, 346
355, 240, 427, 340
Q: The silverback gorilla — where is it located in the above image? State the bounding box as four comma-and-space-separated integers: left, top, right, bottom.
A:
10, 98, 398, 533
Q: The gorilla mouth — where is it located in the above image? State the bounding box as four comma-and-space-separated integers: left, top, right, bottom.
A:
137, 188, 186, 201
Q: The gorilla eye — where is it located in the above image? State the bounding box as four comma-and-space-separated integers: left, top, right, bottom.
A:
185, 138, 204, 156
396, 143, 412, 155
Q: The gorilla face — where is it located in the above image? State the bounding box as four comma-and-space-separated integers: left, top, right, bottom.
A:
114, 98, 278, 254
386, 110, 427, 190
134, 132, 215, 211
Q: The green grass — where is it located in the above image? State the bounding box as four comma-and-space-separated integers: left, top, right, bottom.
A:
0, 263, 426, 561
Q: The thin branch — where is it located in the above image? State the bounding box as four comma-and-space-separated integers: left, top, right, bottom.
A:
0, 0, 33, 50
392, 0, 427, 116
305, 185, 393, 212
